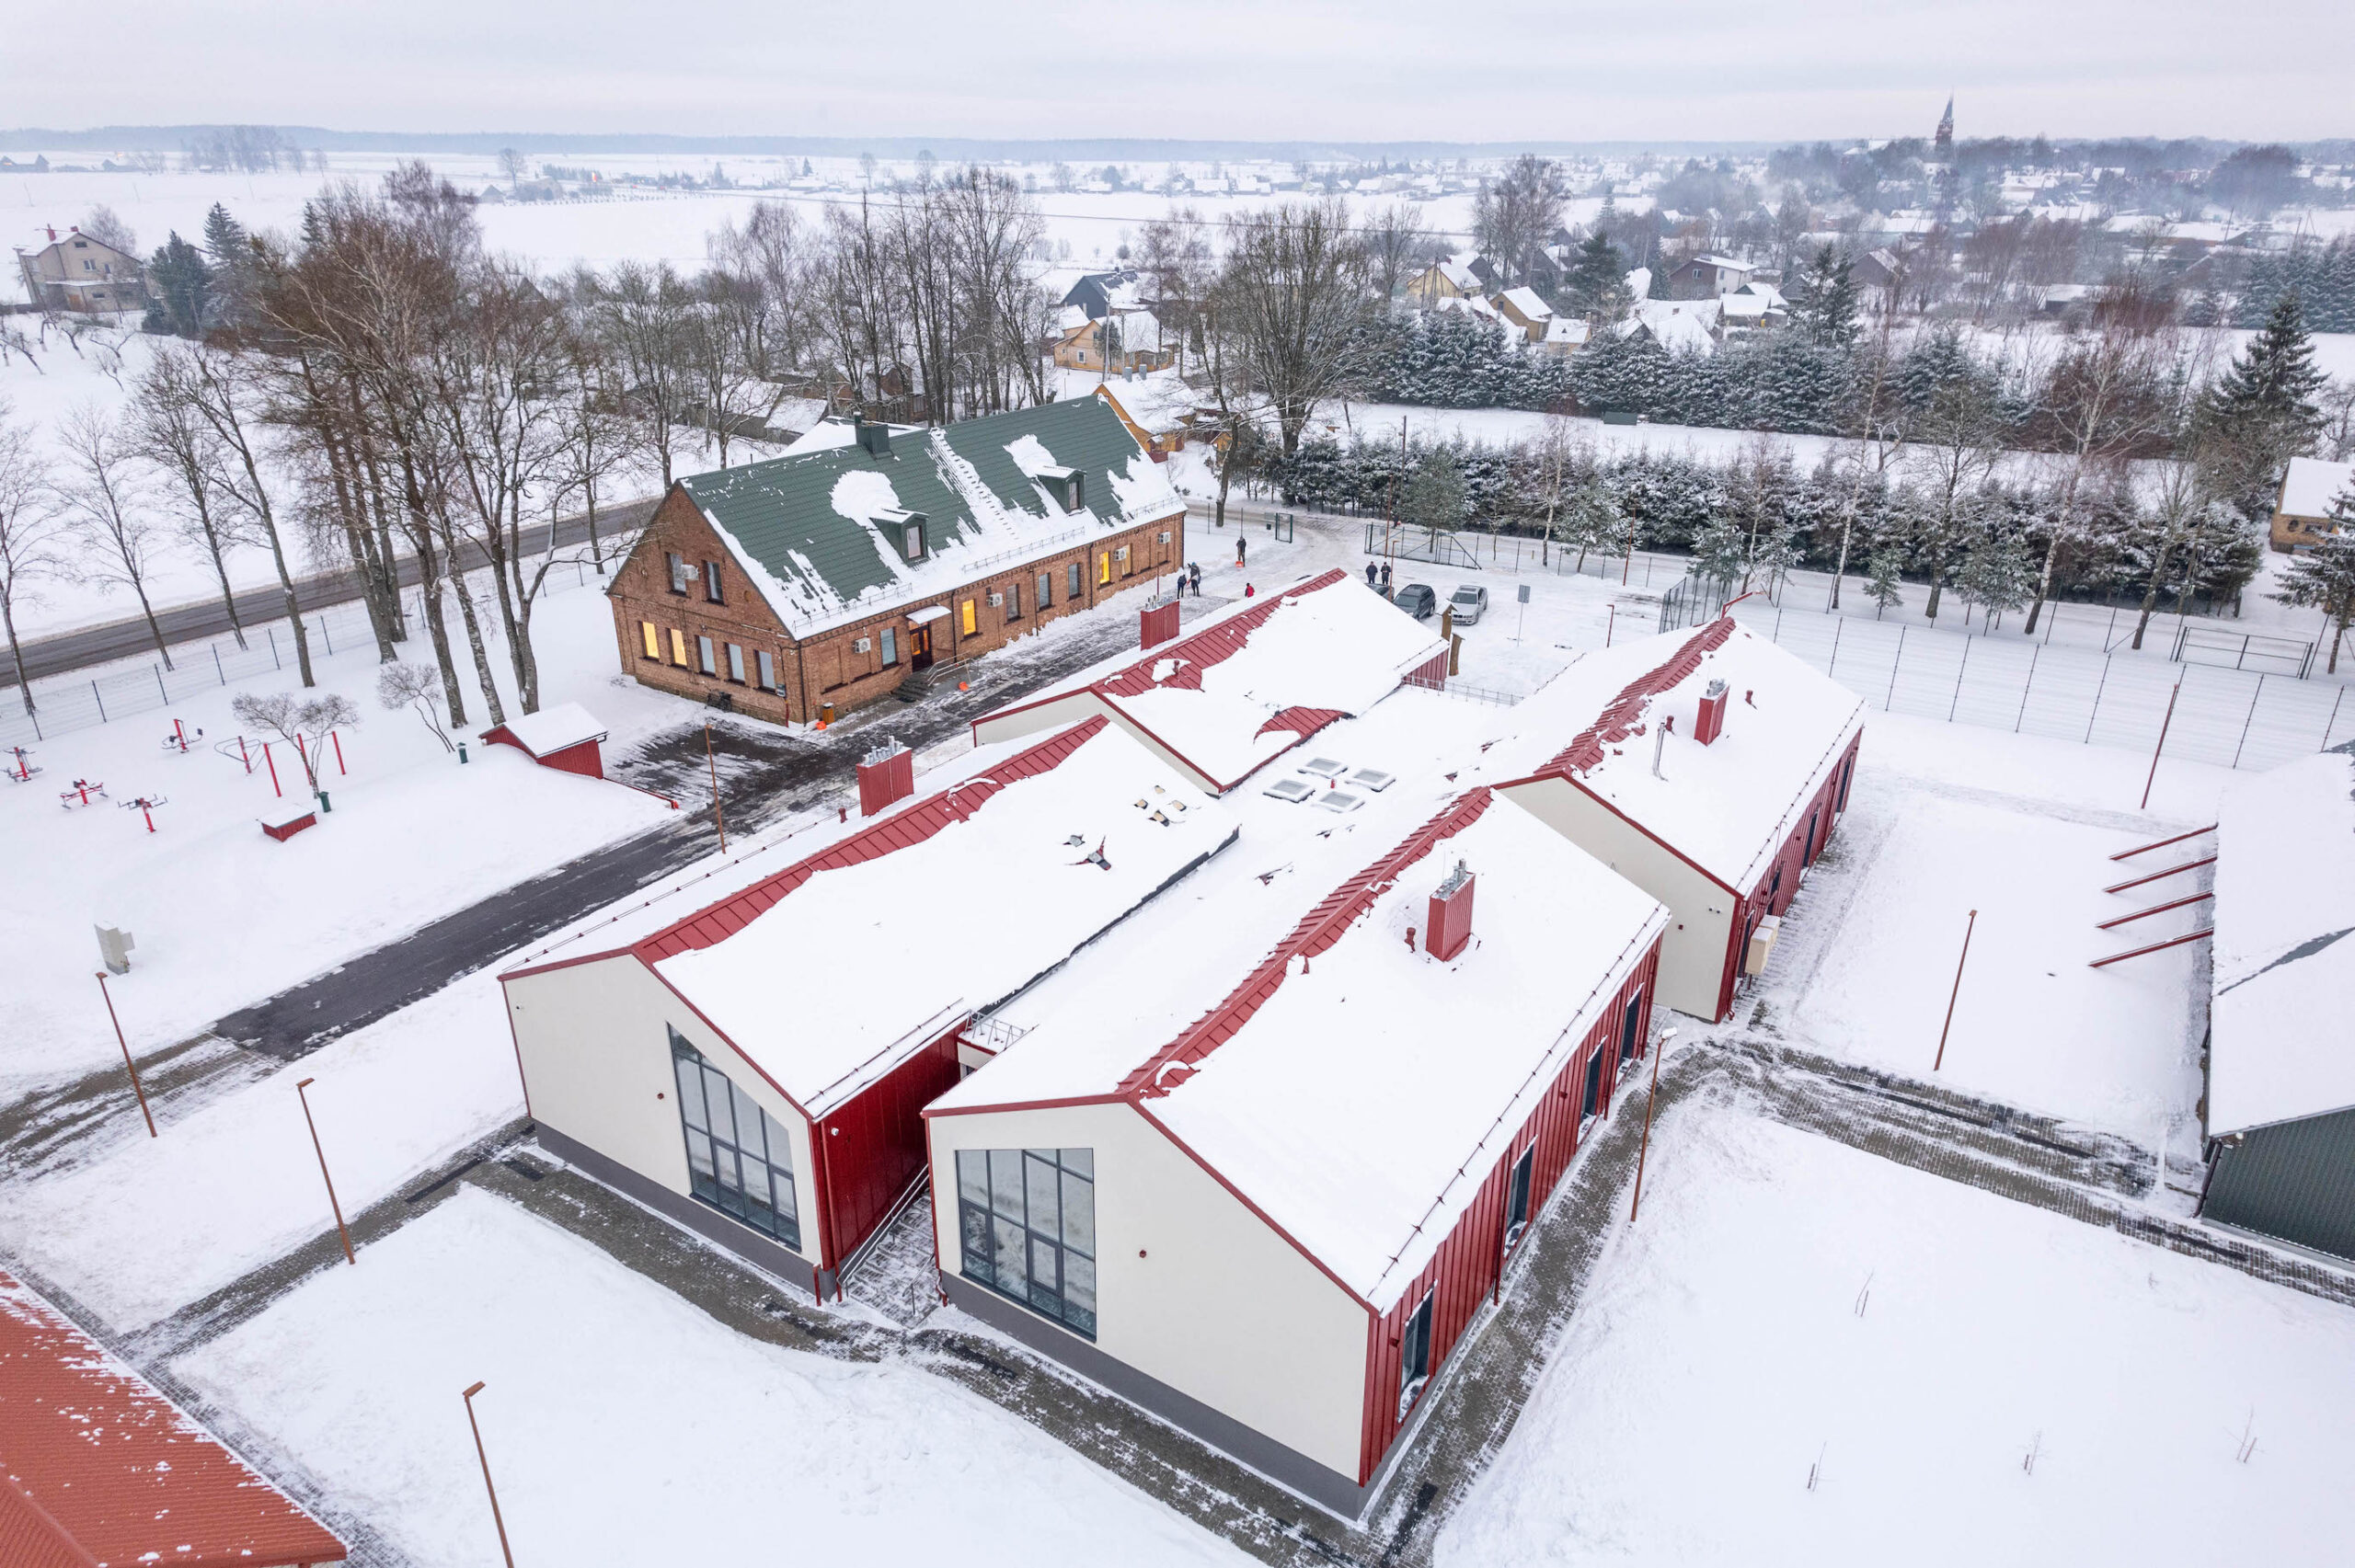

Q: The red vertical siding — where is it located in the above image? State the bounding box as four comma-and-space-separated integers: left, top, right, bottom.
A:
816, 1026, 963, 1268
538, 738, 605, 780
1355, 944, 1660, 1483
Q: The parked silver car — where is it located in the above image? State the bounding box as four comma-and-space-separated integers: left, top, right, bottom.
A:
1447, 584, 1489, 624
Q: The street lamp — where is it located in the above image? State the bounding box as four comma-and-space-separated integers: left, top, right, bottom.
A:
293, 1077, 354, 1265
1628, 1028, 1679, 1224
462, 1381, 517, 1568
94, 972, 155, 1139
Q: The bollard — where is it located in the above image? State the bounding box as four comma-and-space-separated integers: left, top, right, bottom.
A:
316, 790, 332, 814
458, 742, 469, 764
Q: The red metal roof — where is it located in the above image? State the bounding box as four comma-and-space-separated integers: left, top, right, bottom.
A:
1251, 705, 1350, 743
1118, 788, 1498, 1098
0, 1272, 346, 1568
1097, 568, 1350, 698
1538, 615, 1735, 778
634, 715, 1111, 964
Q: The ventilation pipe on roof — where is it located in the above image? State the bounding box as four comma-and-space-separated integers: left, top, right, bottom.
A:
1427, 860, 1476, 961
1652, 715, 1674, 778
1694, 679, 1728, 746
857, 738, 914, 817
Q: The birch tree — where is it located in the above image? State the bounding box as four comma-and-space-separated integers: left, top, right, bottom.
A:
55, 404, 175, 668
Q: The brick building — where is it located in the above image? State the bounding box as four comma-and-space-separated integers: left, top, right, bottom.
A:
608, 397, 1188, 725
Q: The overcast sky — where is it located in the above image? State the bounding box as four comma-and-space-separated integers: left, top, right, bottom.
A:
6, 0, 2343, 145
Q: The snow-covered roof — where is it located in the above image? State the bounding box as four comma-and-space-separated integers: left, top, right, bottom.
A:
2279, 456, 2355, 521
2208, 748, 2355, 1135
680, 397, 1182, 640
1720, 292, 1775, 322
1497, 286, 1554, 322
493, 702, 606, 757
1622, 298, 1719, 353
519, 719, 1236, 1119
1489, 619, 1867, 892
1104, 309, 1164, 354
1544, 316, 1592, 347
983, 569, 1447, 794
1094, 373, 1200, 436
1434, 293, 1505, 325
1622, 266, 1652, 299
932, 786, 1667, 1310
1682, 253, 1752, 271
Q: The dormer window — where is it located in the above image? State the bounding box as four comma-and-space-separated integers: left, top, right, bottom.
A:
878, 507, 928, 563
1038, 465, 1085, 514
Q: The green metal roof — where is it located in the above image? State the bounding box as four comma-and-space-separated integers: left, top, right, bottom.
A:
676, 396, 1166, 635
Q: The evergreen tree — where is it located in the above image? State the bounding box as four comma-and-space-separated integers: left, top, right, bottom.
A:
1787, 245, 1859, 349
2204, 290, 2328, 521
1402, 448, 1470, 531
1958, 526, 2035, 629
1565, 230, 1625, 319
2272, 492, 2355, 673
145, 232, 210, 338
201, 203, 248, 326
1865, 544, 1906, 618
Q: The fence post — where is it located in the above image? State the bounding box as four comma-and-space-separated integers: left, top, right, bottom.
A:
155, 666, 167, 703
2326, 685, 2346, 750
2232, 674, 2264, 769
2015, 647, 2039, 732
2085, 656, 2112, 743
1828, 618, 1844, 680
1886, 627, 1905, 710
1948, 636, 1971, 722
321, 617, 332, 656
269, 626, 281, 670
213, 644, 224, 685
91, 681, 106, 723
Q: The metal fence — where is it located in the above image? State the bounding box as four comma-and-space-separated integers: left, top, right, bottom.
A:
0, 555, 626, 752
1729, 601, 2355, 773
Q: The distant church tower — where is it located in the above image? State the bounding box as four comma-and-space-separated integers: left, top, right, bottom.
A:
1935, 96, 1955, 161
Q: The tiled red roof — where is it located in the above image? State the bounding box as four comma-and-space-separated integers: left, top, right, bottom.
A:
0, 1271, 346, 1568
1539, 616, 1735, 777
635, 715, 1111, 963
1119, 789, 1498, 1098
1252, 705, 1350, 743
1097, 569, 1350, 698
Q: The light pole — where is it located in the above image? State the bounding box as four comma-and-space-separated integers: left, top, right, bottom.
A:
462, 1381, 518, 1568
705, 723, 728, 852
293, 1077, 354, 1265
1934, 910, 1979, 1073
95, 973, 156, 1139
1628, 1028, 1678, 1223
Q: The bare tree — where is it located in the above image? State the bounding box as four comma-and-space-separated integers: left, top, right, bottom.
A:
1216, 200, 1373, 456
1827, 302, 1913, 608
231, 690, 360, 794
55, 404, 175, 668
1470, 157, 1569, 289
0, 407, 63, 711
182, 342, 316, 686
587, 260, 699, 484
376, 660, 454, 750
134, 344, 252, 648
1360, 201, 1440, 309
1905, 374, 2007, 621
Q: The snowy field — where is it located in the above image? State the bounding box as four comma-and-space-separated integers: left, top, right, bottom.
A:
1438, 1107, 2355, 1566
1763, 713, 2221, 1150
171, 1185, 1247, 1568
0, 577, 683, 1098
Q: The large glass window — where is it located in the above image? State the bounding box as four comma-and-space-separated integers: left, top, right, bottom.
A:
669, 1029, 799, 1249
955, 1146, 1096, 1338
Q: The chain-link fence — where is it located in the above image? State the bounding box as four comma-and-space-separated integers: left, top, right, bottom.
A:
0, 556, 624, 752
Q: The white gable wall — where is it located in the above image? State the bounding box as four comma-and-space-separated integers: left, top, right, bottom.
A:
929, 1099, 1369, 1481
1499, 775, 1737, 1021
504, 956, 818, 1263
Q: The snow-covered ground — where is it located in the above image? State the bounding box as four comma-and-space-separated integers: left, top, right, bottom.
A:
171, 1185, 1247, 1567
0, 578, 681, 1097
1438, 1107, 2355, 1566
1762, 712, 2222, 1150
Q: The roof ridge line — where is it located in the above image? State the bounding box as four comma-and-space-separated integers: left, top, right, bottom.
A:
1118, 787, 1497, 1100
1540, 615, 1737, 779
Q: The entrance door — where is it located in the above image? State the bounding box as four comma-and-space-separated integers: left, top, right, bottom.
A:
910, 624, 935, 671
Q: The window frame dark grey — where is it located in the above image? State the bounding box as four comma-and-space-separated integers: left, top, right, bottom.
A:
1502, 1144, 1535, 1256
666, 551, 691, 595
955, 1146, 1097, 1339
703, 559, 725, 603
1580, 1045, 1603, 1122
1397, 1288, 1435, 1418
668, 1028, 800, 1249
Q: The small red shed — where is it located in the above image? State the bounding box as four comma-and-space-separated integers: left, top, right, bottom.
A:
482, 702, 610, 780
0, 1268, 348, 1567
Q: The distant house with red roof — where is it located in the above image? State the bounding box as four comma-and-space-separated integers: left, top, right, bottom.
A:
0, 1270, 346, 1568
499, 716, 1238, 1297
922, 784, 1667, 1516
971, 569, 1449, 795
1490, 617, 1866, 1021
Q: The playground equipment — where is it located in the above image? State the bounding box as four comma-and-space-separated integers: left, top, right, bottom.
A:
119, 795, 168, 833
5, 745, 38, 782
159, 718, 204, 754
59, 779, 108, 808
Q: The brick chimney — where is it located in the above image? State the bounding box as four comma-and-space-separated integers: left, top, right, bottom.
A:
1694, 678, 1729, 746
1140, 599, 1179, 649
1426, 860, 1476, 961
856, 738, 914, 817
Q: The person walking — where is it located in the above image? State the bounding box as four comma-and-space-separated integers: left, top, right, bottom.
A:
1235, 534, 1247, 568
1189, 561, 1202, 594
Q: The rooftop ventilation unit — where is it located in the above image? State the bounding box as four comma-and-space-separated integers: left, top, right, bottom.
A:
1427, 859, 1476, 961
1296, 756, 1349, 780
1310, 789, 1365, 814
1345, 767, 1396, 793
1695, 678, 1729, 746
1262, 777, 1315, 804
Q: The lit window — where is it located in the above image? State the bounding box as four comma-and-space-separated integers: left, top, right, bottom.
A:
956, 1147, 1096, 1337
670, 628, 689, 665
670, 1030, 799, 1248
1097, 553, 1110, 586
640, 621, 660, 659
959, 600, 976, 636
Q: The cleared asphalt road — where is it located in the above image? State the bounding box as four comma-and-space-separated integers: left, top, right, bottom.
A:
3, 496, 661, 689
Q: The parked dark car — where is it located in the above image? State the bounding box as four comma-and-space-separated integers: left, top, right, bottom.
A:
1395, 583, 1437, 619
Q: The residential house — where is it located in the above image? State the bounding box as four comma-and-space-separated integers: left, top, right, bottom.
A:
1491, 285, 1556, 342
1093, 374, 1209, 462
606, 398, 1187, 726
2270, 457, 2352, 553
1062, 268, 1143, 320
14, 225, 149, 313
1661, 253, 1754, 300
1406, 252, 1494, 305
1053, 310, 1175, 375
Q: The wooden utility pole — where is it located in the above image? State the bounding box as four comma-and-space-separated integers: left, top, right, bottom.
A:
1628, 1029, 1677, 1222
1934, 910, 1978, 1072
2141, 679, 2181, 811
462, 1382, 518, 1568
